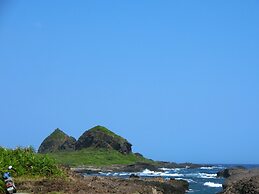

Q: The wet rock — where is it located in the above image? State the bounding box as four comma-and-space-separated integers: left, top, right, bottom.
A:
129, 174, 140, 179
121, 162, 158, 172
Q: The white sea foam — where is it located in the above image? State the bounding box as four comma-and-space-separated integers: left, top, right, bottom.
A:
100, 170, 217, 180
137, 169, 184, 177
200, 167, 214, 170
161, 173, 184, 177
187, 188, 195, 193
159, 167, 181, 171
200, 166, 225, 170
159, 167, 171, 171
204, 182, 222, 188
175, 178, 197, 183
99, 172, 112, 176
97, 169, 184, 178
185, 173, 217, 179
198, 173, 217, 179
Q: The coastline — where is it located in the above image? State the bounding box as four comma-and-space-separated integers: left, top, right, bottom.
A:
70, 161, 208, 174
15, 169, 189, 194
12, 162, 259, 194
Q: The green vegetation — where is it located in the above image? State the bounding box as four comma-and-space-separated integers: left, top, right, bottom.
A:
90, 126, 126, 142
47, 148, 152, 166
0, 147, 64, 193
47, 128, 68, 141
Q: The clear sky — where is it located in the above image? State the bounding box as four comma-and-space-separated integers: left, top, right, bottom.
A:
0, 0, 259, 164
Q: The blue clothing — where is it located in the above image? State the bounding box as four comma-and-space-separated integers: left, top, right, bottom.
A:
3, 172, 11, 179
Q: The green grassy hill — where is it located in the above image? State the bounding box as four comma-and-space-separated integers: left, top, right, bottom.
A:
37, 126, 152, 167
89, 125, 126, 141
47, 148, 152, 167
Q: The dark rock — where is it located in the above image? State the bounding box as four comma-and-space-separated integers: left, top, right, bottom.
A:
155, 161, 208, 169
218, 168, 259, 194
72, 168, 101, 175
121, 162, 158, 172
82, 161, 209, 174
129, 174, 140, 179
134, 152, 143, 157
169, 178, 189, 192
217, 167, 247, 178
136, 177, 189, 194
38, 128, 76, 153
178, 162, 209, 169
75, 125, 132, 154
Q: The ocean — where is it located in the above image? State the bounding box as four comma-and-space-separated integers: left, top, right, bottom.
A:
84, 164, 259, 194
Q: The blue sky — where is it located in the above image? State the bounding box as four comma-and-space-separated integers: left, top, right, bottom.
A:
0, 0, 259, 164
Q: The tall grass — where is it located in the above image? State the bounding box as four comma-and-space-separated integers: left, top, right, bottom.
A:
0, 147, 64, 192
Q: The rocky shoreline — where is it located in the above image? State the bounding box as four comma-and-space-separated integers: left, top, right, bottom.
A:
16, 169, 189, 194
19, 164, 258, 194
71, 161, 208, 174
34, 127, 212, 193
64, 162, 210, 194
217, 167, 259, 194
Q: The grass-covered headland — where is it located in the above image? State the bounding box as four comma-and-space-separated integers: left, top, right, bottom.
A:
47, 148, 152, 166
0, 147, 64, 193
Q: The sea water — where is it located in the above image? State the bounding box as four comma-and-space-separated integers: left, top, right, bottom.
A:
84, 164, 259, 194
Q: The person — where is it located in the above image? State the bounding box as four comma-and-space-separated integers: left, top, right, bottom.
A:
2, 166, 17, 193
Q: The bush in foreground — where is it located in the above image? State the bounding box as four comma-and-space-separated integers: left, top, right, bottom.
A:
0, 147, 64, 192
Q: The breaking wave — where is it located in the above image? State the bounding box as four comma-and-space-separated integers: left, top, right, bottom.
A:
138, 169, 184, 177
185, 172, 217, 179
98, 169, 184, 178
87, 165, 226, 193
200, 166, 225, 170
204, 182, 222, 188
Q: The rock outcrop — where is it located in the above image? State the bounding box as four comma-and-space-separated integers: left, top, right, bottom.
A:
38, 128, 76, 153
121, 162, 158, 172
76, 125, 132, 154
38, 126, 133, 154
17, 174, 189, 194
218, 168, 259, 194
217, 167, 247, 178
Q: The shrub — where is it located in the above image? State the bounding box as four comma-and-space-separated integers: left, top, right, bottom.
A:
0, 146, 64, 192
